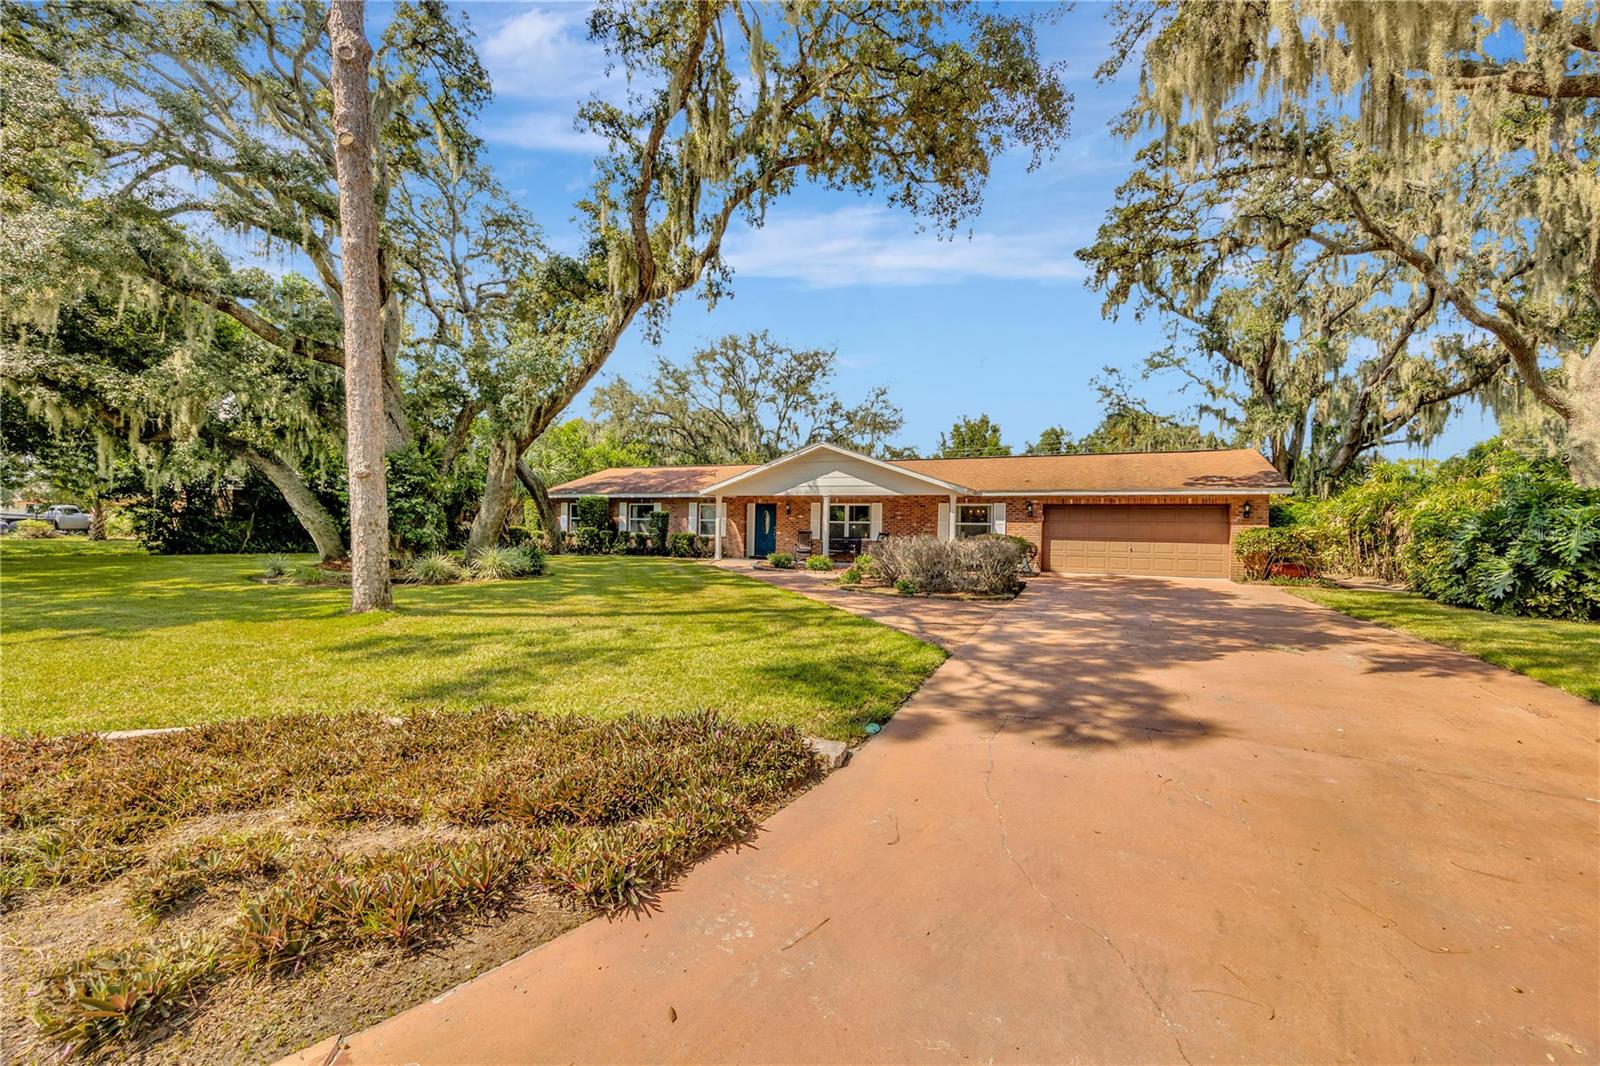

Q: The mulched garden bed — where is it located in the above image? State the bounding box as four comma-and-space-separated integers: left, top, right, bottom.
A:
0, 710, 819, 1063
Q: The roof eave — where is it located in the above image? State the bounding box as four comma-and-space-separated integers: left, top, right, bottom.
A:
974, 486, 1293, 496
701, 441, 973, 496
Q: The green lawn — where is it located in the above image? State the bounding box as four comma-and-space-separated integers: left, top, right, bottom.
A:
0, 540, 945, 737
1291, 586, 1600, 703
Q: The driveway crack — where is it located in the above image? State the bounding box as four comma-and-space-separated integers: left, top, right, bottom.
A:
982, 715, 1193, 1066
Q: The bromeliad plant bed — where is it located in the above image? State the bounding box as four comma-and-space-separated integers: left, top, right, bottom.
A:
0, 709, 818, 1063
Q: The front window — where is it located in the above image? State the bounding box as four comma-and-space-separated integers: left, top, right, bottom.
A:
696, 503, 717, 538
828, 504, 871, 542
956, 504, 995, 538
626, 503, 658, 533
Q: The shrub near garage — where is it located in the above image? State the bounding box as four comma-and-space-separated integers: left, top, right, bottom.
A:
1233, 527, 1326, 581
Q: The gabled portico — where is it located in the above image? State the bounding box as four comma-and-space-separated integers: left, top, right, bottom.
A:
699, 443, 972, 560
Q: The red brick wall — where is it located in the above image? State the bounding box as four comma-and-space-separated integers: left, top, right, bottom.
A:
685, 492, 1273, 576
590, 499, 695, 535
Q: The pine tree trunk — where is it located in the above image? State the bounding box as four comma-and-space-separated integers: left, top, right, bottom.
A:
328, 0, 391, 611
465, 435, 520, 562
241, 448, 348, 562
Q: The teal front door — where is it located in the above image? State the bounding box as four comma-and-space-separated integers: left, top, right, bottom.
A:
753, 503, 778, 557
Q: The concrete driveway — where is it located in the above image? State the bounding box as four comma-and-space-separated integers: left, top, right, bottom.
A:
296, 577, 1599, 1065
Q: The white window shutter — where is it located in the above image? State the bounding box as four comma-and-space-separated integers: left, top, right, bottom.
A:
688, 502, 698, 533
936, 502, 951, 541
869, 503, 883, 539
809, 502, 822, 535
992, 502, 1006, 535
559, 504, 569, 531
745, 503, 755, 555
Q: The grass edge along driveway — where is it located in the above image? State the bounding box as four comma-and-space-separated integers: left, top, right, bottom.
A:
0, 542, 946, 738
1290, 586, 1599, 703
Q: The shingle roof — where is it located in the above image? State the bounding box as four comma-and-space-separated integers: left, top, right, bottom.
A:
894, 449, 1289, 493
548, 464, 754, 496
547, 449, 1289, 497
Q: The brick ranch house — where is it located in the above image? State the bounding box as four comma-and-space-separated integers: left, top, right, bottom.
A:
547, 442, 1291, 580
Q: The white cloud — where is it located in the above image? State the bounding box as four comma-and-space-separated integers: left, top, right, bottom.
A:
478, 5, 608, 100
722, 206, 1087, 287
481, 110, 606, 154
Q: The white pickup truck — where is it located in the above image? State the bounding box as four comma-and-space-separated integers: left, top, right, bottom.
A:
0, 504, 93, 533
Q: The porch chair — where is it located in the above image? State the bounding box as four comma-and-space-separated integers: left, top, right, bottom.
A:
794, 529, 814, 562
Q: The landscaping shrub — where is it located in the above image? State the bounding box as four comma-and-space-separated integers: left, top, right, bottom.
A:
470, 545, 545, 580
259, 554, 291, 578
766, 551, 794, 569
14, 519, 58, 538
406, 552, 463, 584
1406, 470, 1600, 619
871, 535, 1023, 595
648, 510, 670, 553
894, 578, 918, 596
667, 532, 708, 558
573, 526, 609, 554
806, 555, 834, 572
121, 471, 331, 554
873, 537, 950, 591
980, 533, 1037, 570
954, 536, 1026, 594
1286, 440, 1599, 618
1233, 527, 1326, 581
574, 495, 610, 532
837, 565, 862, 585
33, 939, 221, 1058
1307, 461, 1432, 581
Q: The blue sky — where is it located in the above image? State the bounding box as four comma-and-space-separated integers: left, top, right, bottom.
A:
461, 1, 1497, 458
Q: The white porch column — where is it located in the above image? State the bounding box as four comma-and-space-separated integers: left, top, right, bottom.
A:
948, 494, 958, 539
821, 494, 830, 557
713, 495, 724, 560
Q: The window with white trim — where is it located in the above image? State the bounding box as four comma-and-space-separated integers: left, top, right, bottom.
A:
695, 502, 717, 538
828, 504, 871, 542
625, 503, 658, 533
956, 504, 996, 538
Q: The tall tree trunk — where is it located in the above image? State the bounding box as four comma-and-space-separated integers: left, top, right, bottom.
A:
88, 500, 106, 541
465, 435, 520, 562
1567, 348, 1600, 488
515, 458, 561, 554
241, 448, 348, 562
328, 0, 391, 611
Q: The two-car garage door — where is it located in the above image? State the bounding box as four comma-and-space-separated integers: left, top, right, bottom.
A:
1043, 504, 1230, 578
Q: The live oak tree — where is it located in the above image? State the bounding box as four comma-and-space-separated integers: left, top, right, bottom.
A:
4, 0, 497, 455
0, 46, 350, 559
590, 332, 905, 464
1, 295, 350, 560
462, 0, 1072, 557
1078, 119, 1513, 491
1101, 0, 1600, 484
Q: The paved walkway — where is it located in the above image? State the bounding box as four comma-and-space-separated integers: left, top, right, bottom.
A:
290, 577, 1599, 1065
712, 559, 1012, 650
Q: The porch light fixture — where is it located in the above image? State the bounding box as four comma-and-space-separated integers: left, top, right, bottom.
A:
1025, 500, 1034, 518
1242, 502, 1252, 519
785, 501, 792, 515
